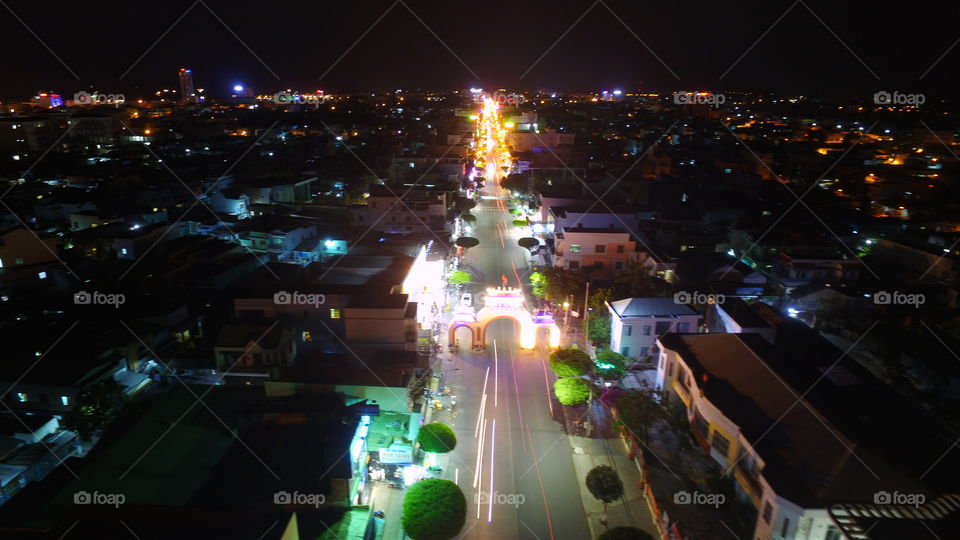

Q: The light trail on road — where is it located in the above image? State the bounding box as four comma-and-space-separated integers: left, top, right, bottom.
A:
488, 418, 496, 524
493, 340, 499, 407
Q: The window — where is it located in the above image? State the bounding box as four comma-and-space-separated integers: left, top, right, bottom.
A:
569, 244, 581, 253
616, 244, 624, 253
330, 308, 341, 319
595, 245, 605, 253
621, 346, 630, 356
15, 257, 24, 265
643, 325, 651, 336
38, 271, 47, 279
762, 502, 773, 524
614, 261, 623, 270
568, 261, 580, 269
120, 248, 128, 255
824, 527, 841, 540
624, 325, 632, 336
60, 396, 70, 406
780, 517, 790, 537
16, 393, 27, 403
711, 431, 731, 459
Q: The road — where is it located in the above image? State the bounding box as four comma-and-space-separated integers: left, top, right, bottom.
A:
437, 103, 591, 540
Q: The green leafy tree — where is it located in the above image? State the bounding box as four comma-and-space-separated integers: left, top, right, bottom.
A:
585, 465, 624, 515
455, 237, 479, 250
402, 479, 466, 540
448, 271, 471, 285
588, 315, 611, 346
454, 196, 476, 214
589, 287, 616, 313
500, 173, 530, 194
549, 348, 593, 377
461, 212, 476, 224
417, 422, 457, 453
518, 237, 539, 251
512, 219, 528, 228
530, 271, 547, 298
615, 390, 664, 446
554, 378, 591, 405
595, 349, 627, 379
62, 379, 125, 441
599, 527, 655, 540
541, 266, 584, 306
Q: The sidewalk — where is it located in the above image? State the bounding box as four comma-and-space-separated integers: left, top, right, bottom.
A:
567, 428, 660, 539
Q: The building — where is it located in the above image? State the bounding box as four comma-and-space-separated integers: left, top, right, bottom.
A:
213, 324, 297, 381
0, 227, 60, 268
553, 226, 641, 276
655, 333, 932, 540
178, 68, 196, 103
606, 298, 702, 359
348, 187, 450, 235
772, 250, 861, 290
706, 298, 776, 343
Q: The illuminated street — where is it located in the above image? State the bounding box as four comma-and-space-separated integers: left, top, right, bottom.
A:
435, 97, 590, 539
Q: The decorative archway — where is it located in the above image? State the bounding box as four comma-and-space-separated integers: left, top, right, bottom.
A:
447, 287, 560, 350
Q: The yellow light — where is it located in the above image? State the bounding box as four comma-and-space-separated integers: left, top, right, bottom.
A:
504, 122, 515, 128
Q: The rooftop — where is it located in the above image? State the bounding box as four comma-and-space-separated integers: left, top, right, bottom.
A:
608, 297, 699, 318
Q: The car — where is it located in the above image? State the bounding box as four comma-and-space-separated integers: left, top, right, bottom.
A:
460, 293, 472, 307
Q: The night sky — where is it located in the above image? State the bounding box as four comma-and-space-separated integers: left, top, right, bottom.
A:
2, 0, 959, 99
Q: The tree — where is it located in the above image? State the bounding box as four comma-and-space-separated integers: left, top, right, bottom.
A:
589, 287, 616, 313
595, 349, 627, 379
588, 316, 611, 346
554, 378, 591, 405
455, 237, 479, 250
518, 237, 539, 251
541, 266, 584, 306
512, 219, 528, 228
402, 479, 466, 540
615, 390, 664, 446
529, 271, 547, 298
62, 379, 125, 441
599, 527, 655, 540
549, 348, 593, 377
461, 212, 476, 224
448, 271, 471, 285
454, 196, 476, 214
585, 465, 624, 515
500, 173, 530, 194
417, 422, 457, 453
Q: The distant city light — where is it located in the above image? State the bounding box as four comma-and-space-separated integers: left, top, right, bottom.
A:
233, 84, 244, 92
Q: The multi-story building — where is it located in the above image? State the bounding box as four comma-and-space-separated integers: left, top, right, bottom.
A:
606, 297, 702, 359
553, 226, 640, 276
178, 68, 196, 103
656, 332, 930, 540
348, 187, 450, 235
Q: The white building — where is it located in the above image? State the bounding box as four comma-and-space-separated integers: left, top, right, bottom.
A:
606, 298, 702, 359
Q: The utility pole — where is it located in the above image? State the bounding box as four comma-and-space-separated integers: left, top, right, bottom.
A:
583, 281, 590, 344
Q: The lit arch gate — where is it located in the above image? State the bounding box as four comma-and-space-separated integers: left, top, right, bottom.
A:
447, 287, 560, 350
